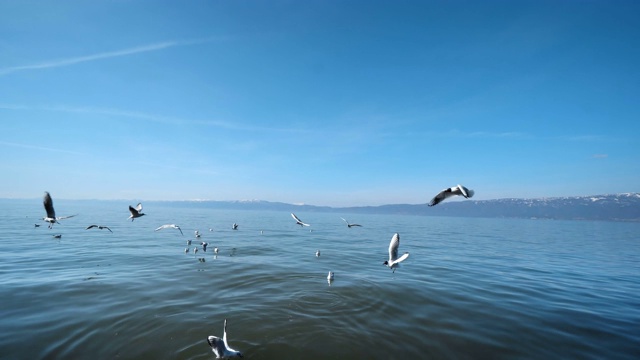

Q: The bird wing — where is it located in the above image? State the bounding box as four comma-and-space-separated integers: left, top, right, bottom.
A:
57, 214, 77, 220
457, 185, 474, 199
86, 225, 98, 230
103, 226, 113, 233
43, 192, 56, 218
291, 213, 302, 222
129, 205, 140, 216
207, 336, 226, 358
428, 187, 454, 206
388, 233, 400, 261
135, 203, 143, 212
177, 226, 183, 235
341, 217, 349, 224
155, 225, 168, 231
394, 252, 410, 265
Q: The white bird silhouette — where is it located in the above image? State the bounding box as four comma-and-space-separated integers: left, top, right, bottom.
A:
428, 184, 475, 207
42, 192, 77, 229
327, 271, 334, 283
207, 319, 244, 358
195, 230, 201, 238
127, 203, 145, 221
86, 225, 112, 233
291, 213, 310, 227
154, 224, 184, 235
316, 250, 321, 257
341, 217, 362, 228
383, 233, 409, 273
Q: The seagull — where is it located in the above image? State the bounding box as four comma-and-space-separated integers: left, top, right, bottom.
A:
194, 247, 198, 255
327, 271, 334, 282
232, 223, 238, 230
42, 192, 77, 229
86, 225, 113, 233
341, 217, 362, 228
187, 239, 192, 246
214, 247, 219, 254
53, 234, 62, 239
383, 233, 409, 273
428, 184, 475, 207
128, 203, 145, 221
316, 250, 321, 257
195, 230, 201, 238
207, 319, 244, 359
185, 247, 189, 253
198, 257, 206, 263
154, 224, 184, 235
201, 242, 208, 252
291, 213, 310, 227
34, 224, 41, 228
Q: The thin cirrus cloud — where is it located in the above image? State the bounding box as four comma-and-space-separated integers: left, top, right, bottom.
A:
0, 37, 221, 76
0, 140, 84, 156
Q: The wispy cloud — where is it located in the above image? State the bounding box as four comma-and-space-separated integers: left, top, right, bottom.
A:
0, 37, 219, 76
0, 102, 307, 133
592, 154, 608, 159
0, 140, 84, 155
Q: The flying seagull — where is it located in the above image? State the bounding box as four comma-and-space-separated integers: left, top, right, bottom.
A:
291, 213, 310, 227
42, 191, 77, 229
428, 184, 475, 207
232, 223, 239, 230
383, 233, 409, 273
128, 203, 145, 221
154, 224, 184, 235
341, 217, 362, 228
86, 225, 113, 233
207, 319, 244, 359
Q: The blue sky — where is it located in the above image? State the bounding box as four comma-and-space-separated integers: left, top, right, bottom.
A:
1, 0, 638, 206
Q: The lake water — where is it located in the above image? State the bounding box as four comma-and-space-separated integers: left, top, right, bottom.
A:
1, 199, 639, 359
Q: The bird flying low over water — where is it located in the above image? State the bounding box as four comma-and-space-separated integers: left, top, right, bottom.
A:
341, 217, 362, 228
428, 184, 475, 207
207, 319, 244, 358
383, 233, 409, 273
42, 192, 77, 229
232, 223, 239, 230
128, 203, 145, 221
291, 213, 310, 227
154, 224, 184, 235
86, 225, 113, 233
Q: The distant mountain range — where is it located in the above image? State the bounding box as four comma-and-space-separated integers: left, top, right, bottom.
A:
160, 193, 640, 222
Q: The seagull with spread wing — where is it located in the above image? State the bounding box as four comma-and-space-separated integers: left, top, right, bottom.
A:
291, 213, 310, 227
42, 191, 77, 229
206, 319, 244, 358
341, 217, 362, 228
154, 224, 184, 235
428, 184, 475, 207
383, 233, 409, 273
127, 203, 145, 221
86, 225, 113, 233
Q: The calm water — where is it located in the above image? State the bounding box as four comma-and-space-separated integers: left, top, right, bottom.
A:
1, 199, 639, 359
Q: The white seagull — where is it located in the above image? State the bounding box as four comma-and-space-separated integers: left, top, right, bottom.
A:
207, 319, 244, 359
154, 224, 184, 235
327, 271, 334, 282
291, 213, 310, 227
383, 233, 409, 273
128, 203, 145, 221
195, 230, 201, 238
428, 184, 475, 207
86, 225, 112, 233
316, 250, 321, 257
214, 247, 219, 254
42, 192, 77, 229
341, 217, 362, 228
